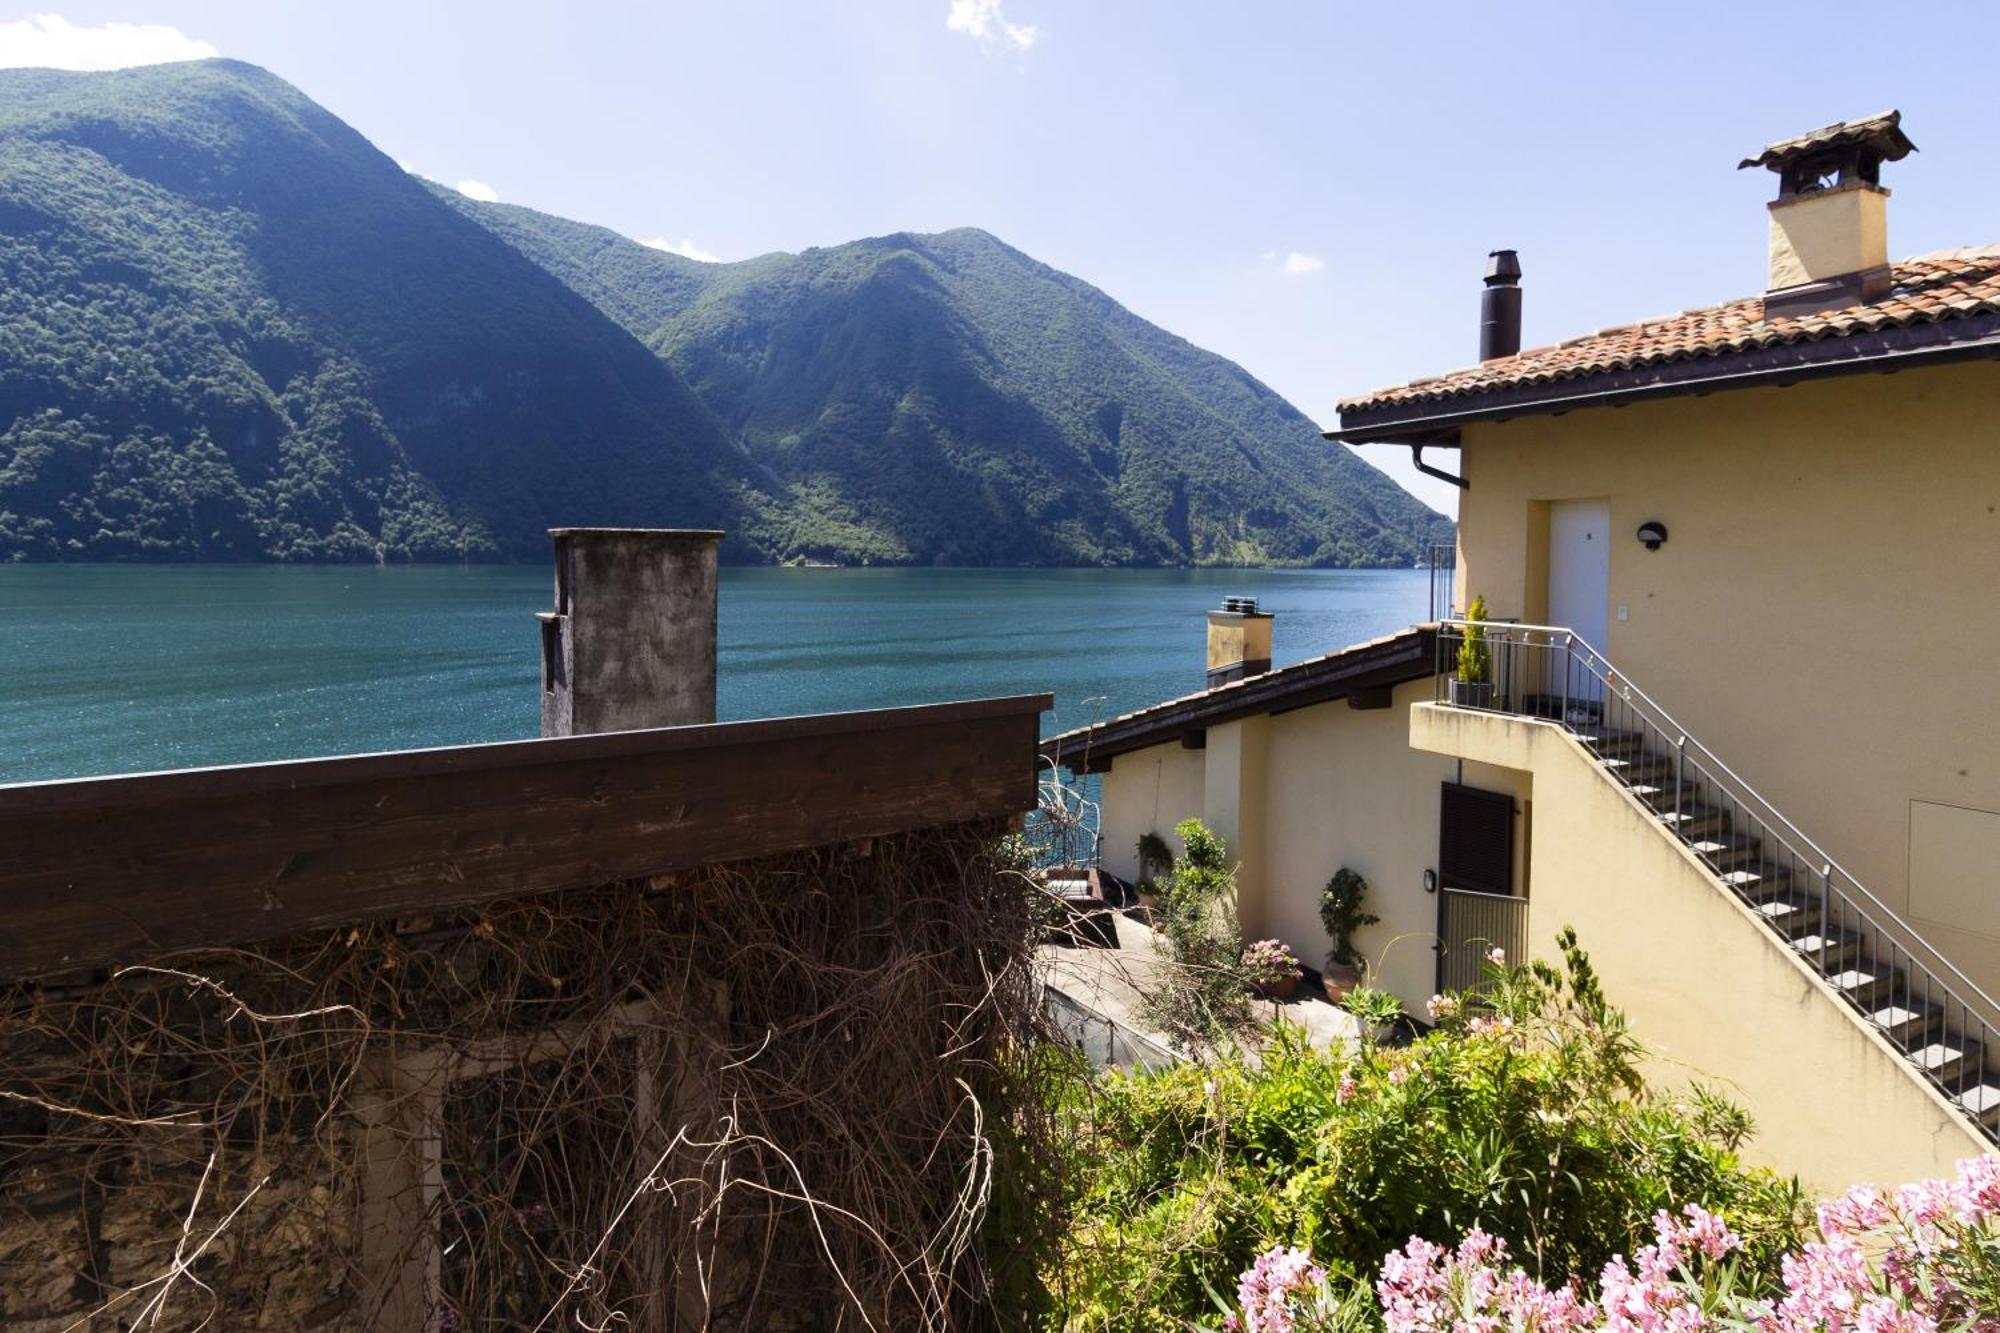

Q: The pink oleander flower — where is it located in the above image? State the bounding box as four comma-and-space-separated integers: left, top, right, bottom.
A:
1469, 1014, 1515, 1038
1776, 1235, 1871, 1328
1235, 1245, 1326, 1333
1380, 1228, 1597, 1333
1855, 1298, 1939, 1333
1818, 1185, 1891, 1238
1952, 1152, 2000, 1220
1426, 993, 1460, 1022
1893, 1176, 1956, 1232
1387, 1064, 1409, 1087
1487, 946, 1506, 965
1335, 1071, 1357, 1105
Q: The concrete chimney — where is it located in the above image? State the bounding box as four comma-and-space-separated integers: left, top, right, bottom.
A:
537, 528, 722, 737
1205, 596, 1273, 689
1740, 111, 1916, 319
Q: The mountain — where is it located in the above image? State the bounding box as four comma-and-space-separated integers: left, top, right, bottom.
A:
446, 203, 1453, 566
0, 59, 1448, 566
0, 59, 754, 561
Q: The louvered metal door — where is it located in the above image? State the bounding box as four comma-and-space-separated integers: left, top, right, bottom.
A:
1436, 782, 1521, 992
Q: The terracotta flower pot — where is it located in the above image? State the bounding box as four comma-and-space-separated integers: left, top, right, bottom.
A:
1259, 974, 1300, 1001
1322, 962, 1361, 1004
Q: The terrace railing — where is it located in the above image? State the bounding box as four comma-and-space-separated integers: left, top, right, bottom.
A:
1426, 543, 1457, 622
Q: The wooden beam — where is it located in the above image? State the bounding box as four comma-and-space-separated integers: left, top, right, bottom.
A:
0, 696, 1050, 980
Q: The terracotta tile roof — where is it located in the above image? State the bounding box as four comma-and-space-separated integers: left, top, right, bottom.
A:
1337, 244, 2000, 416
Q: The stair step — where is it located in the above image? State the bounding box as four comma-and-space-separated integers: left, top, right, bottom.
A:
1575, 727, 1646, 756
1910, 1040, 1982, 1086
1871, 998, 1946, 1045
1628, 777, 1702, 810
1659, 804, 1731, 838
1600, 750, 1673, 778
1790, 927, 1862, 968
1956, 1081, 2000, 1128
1721, 862, 1799, 899
1689, 831, 1763, 870
1753, 894, 1823, 936
1826, 962, 1901, 1007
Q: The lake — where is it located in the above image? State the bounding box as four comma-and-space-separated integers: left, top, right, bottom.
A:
0, 565, 1430, 783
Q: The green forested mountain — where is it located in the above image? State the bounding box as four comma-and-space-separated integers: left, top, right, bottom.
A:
0, 60, 753, 561
0, 59, 1448, 565
449, 203, 1453, 566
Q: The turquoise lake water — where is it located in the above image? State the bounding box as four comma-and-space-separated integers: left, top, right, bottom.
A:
0, 565, 1430, 783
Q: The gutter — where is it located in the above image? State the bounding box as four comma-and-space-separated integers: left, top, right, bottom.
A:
1325, 309, 2000, 446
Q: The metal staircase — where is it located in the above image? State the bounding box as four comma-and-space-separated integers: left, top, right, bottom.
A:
1436, 620, 2000, 1143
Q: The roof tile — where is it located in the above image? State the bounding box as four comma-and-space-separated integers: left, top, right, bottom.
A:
1337, 245, 2000, 416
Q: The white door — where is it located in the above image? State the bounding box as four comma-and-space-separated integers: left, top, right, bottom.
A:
1548, 500, 1610, 649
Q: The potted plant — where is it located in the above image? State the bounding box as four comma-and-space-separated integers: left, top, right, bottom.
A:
1318, 866, 1379, 1002
1340, 984, 1405, 1048
1241, 938, 1302, 1000
1134, 831, 1174, 914
1450, 593, 1495, 709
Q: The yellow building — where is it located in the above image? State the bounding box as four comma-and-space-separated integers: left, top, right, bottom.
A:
1045, 112, 2000, 1188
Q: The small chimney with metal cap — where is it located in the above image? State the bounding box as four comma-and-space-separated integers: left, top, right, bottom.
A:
1205, 595, 1273, 689
1740, 111, 1916, 319
1479, 250, 1522, 362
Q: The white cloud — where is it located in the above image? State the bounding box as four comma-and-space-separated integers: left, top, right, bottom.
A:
946, 0, 1038, 49
0, 13, 217, 69
641, 236, 721, 264
453, 179, 500, 203
1280, 251, 1325, 276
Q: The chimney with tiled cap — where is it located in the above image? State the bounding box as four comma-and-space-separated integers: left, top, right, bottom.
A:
1206, 596, 1273, 689
1740, 110, 1917, 320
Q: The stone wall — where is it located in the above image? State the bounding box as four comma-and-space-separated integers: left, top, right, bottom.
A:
0, 821, 1034, 1331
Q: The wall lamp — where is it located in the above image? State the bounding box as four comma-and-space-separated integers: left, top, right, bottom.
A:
1636, 521, 1669, 551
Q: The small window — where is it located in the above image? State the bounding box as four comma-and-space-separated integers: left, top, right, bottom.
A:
540, 618, 564, 695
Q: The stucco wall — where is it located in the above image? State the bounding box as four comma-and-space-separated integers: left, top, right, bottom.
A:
1099, 740, 1206, 884
1093, 681, 1529, 1016
1412, 701, 1991, 1191
1453, 360, 2000, 997
1255, 680, 1529, 1010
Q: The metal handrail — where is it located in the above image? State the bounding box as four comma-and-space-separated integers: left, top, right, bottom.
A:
1436, 617, 2000, 1026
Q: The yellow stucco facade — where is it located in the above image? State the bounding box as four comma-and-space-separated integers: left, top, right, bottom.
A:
1410, 702, 1990, 1190
1452, 359, 2000, 997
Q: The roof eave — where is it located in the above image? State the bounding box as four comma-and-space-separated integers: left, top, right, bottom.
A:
1039, 627, 1436, 773
1328, 310, 2000, 446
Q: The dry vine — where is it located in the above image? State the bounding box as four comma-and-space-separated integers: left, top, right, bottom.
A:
0, 820, 1062, 1332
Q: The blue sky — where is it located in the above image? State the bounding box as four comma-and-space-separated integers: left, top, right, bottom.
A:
5, 2, 1999, 515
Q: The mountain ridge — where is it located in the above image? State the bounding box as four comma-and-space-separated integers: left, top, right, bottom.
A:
450, 199, 1450, 567
0, 59, 1448, 566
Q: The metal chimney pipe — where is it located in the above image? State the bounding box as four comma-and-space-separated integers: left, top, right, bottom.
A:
1479, 249, 1522, 362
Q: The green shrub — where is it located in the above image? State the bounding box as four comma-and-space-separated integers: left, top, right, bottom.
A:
1045, 929, 1809, 1327
1456, 594, 1492, 685
1140, 818, 1252, 1050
